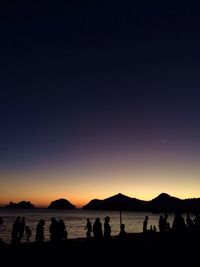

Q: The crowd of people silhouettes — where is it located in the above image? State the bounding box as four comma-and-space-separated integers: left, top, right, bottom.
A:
142, 213, 200, 235
1, 213, 200, 244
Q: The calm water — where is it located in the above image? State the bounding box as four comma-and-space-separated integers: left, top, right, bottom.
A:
0, 209, 187, 243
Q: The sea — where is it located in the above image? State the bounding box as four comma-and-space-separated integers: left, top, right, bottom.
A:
0, 209, 190, 243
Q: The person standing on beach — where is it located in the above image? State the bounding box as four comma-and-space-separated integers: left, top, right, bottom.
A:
93, 218, 103, 240
11, 216, 21, 243
36, 219, 45, 243
58, 219, 68, 241
104, 216, 111, 239
49, 217, 58, 242
85, 218, 92, 240
118, 223, 127, 239
19, 217, 25, 241
172, 213, 186, 234
143, 216, 148, 232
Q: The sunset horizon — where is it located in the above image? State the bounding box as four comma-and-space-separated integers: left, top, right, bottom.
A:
1, 3, 200, 265
1, 1, 200, 212
1, 189, 200, 209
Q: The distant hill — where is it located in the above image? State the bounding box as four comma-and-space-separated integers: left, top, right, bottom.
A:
82, 193, 200, 212
150, 193, 182, 213
48, 198, 76, 209
4, 201, 35, 209
82, 193, 148, 211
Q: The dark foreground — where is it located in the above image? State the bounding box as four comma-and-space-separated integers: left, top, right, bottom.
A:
1, 232, 199, 267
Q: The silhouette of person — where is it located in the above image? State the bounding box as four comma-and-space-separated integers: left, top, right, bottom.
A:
93, 217, 103, 240
143, 216, 148, 232
49, 217, 58, 242
172, 213, 186, 234
104, 216, 111, 239
163, 213, 169, 231
58, 219, 68, 241
36, 219, 45, 243
11, 216, 21, 243
118, 223, 127, 239
25, 226, 32, 242
85, 218, 92, 240
19, 217, 25, 241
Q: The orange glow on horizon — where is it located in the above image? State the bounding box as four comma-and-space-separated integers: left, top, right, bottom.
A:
1, 161, 200, 208
1, 189, 200, 209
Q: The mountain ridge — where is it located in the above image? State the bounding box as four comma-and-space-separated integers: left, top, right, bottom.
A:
82, 193, 200, 212
2, 193, 200, 211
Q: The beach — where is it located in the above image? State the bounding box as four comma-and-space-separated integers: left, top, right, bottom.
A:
1, 231, 199, 267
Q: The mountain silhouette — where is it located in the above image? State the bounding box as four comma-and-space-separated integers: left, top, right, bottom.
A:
82, 193, 148, 211
82, 193, 200, 212
4, 201, 35, 209
48, 198, 76, 209
150, 193, 182, 212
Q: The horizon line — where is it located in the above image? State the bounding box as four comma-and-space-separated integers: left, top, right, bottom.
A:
1, 192, 200, 209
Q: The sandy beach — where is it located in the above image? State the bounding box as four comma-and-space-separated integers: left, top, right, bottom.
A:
1, 231, 199, 267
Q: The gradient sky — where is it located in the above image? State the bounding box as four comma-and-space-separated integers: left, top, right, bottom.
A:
1, 1, 200, 207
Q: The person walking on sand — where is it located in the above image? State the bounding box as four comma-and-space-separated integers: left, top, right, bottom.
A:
85, 218, 92, 240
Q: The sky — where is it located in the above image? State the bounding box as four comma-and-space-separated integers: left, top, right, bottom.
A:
1, 1, 200, 207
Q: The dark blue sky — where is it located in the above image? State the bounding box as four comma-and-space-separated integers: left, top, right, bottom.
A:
1, 1, 200, 205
